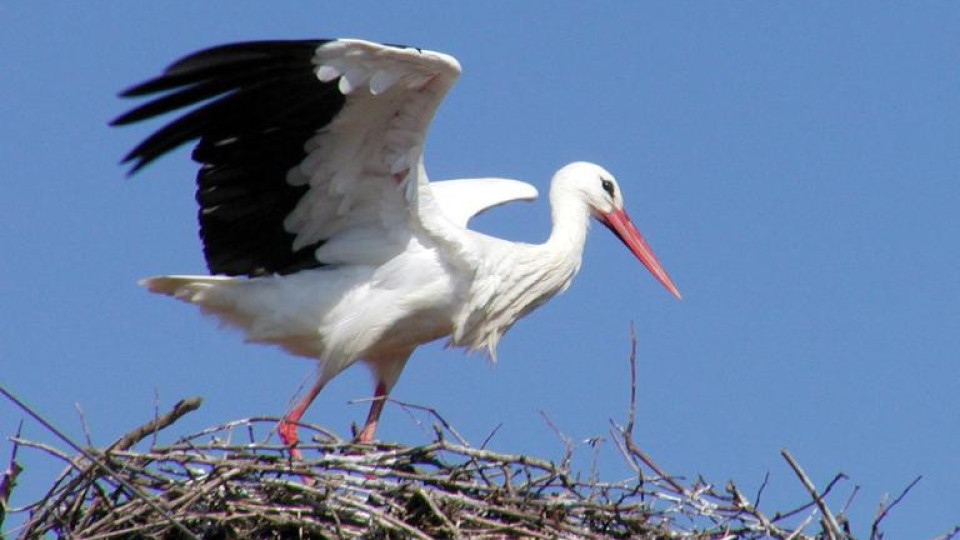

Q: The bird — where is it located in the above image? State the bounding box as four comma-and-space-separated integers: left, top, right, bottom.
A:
113, 38, 681, 457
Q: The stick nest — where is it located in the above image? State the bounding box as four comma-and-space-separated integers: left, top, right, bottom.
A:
3, 394, 913, 540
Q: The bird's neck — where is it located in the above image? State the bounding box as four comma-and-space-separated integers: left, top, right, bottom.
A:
545, 188, 590, 267
519, 187, 590, 302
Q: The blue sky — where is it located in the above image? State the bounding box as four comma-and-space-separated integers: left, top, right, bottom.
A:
2, 3, 958, 537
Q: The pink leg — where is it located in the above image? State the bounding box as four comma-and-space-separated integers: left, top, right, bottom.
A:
355, 351, 411, 442
355, 382, 388, 443
278, 378, 326, 460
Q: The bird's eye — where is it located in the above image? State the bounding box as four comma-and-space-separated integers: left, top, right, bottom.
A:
601, 179, 616, 198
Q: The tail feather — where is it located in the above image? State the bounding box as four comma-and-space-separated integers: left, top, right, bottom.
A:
138, 272, 333, 360
140, 275, 235, 303
140, 274, 259, 330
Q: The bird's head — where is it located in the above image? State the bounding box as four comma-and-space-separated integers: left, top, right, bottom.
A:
555, 161, 682, 300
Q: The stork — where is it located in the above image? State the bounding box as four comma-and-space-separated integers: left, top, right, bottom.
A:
113, 39, 681, 456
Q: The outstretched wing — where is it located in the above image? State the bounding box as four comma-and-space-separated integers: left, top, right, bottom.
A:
113, 39, 461, 276
430, 178, 539, 228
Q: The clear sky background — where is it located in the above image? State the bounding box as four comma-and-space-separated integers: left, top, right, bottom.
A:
2, 3, 958, 537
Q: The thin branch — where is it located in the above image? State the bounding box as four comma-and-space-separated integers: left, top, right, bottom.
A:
933, 525, 960, 540
839, 483, 860, 518
479, 423, 502, 450
7, 437, 77, 465
770, 472, 848, 525
413, 486, 460, 537
754, 471, 770, 509
780, 448, 843, 540
870, 475, 922, 540
74, 402, 94, 447
539, 410, 573, 470
107, 396, 203, 452
0, 420, 25, 529
625, 321, 638, 434
611, 327, 686, 495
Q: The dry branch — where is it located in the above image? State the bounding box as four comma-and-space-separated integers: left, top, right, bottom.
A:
108, 397, 203, 452
5, 411, 793, 539
0, 421, 24, 531
781, 448, 844, 539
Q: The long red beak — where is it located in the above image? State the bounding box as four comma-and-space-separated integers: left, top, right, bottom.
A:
599, 208, 682, 299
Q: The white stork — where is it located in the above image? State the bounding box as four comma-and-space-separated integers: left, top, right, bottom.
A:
113, 39, 681, 456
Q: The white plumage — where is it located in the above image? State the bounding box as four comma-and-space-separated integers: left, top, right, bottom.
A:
115, 38, 680, 454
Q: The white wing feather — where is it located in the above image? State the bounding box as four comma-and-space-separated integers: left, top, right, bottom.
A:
429, 178, 539, 228
281, 39, 462, 265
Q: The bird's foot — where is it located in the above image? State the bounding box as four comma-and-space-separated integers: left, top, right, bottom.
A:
354, 419, 378, 444
278, 418, 303, 460
278, 418, 317, 483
